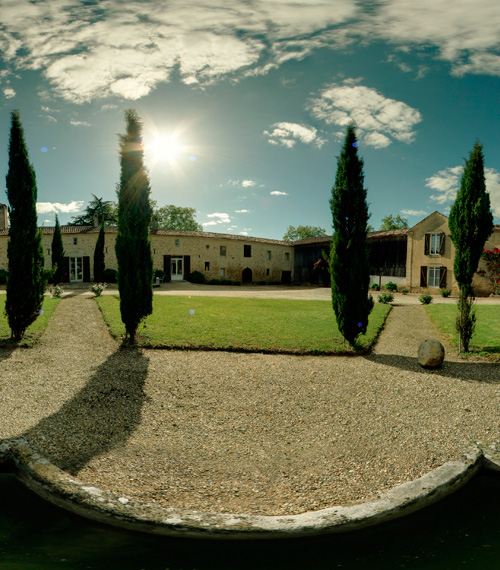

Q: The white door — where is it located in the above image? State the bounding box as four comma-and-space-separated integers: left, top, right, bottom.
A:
69, 257, 83, 282
171, 257, 183, 280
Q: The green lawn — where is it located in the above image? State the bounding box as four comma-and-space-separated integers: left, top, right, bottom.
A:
95, 295, 391, 354
0, 295, 61, 346
426, 304, 500, 357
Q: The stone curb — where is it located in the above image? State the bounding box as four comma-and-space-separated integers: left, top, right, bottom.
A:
0, 437, 488, 540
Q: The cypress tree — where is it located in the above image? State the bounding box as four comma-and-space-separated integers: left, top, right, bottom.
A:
93, 222, 105, 282
51, 213, 65, 283
330, 124, 373, 346
5, 110, 46, 341
115, 109, 153, 343
449, 141, 493, 352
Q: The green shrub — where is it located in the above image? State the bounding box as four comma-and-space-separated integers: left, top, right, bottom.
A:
90, 282, 107, 297
370, 283, 380, 291
209, 278, 221, 285
188, 271, 206, 284
103, 268, 117, 283
385, 281, 398, 292
401, 287, 409, 295
419, 294, 433, 305
153, 269, 165, 280
377, 292, 394, 304
440, 289, 451, 298
0, 269, 8, 285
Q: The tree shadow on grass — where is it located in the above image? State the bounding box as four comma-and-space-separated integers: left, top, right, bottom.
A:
20, 346, 149, 475
365, 352, 500, 385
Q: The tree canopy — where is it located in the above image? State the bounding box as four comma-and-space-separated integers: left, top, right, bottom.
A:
153, 204, 203, 231
282, 225, 327, 241
69, 194, 117, 226
379, 214, 408, 231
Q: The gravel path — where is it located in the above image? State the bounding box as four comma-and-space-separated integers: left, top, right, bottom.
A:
1, 293, 499, 516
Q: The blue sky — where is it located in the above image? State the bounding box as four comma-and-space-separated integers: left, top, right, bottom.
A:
1, 0, 500, 240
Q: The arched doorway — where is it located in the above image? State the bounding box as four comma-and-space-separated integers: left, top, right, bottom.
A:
242, 267, 253, 283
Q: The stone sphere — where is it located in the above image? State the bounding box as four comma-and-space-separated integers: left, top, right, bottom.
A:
418, 339, 445, 369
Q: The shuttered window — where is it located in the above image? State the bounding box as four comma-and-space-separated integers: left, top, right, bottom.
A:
420, 266, 427, 287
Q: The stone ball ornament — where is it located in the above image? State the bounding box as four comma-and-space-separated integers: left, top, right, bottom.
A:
418, 339, 445, 369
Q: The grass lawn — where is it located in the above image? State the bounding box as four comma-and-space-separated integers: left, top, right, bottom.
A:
0, 295, 61, 346
426, 304, 500, 358
95, 295, 391, 354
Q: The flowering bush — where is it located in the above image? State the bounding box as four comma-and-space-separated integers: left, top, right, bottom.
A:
90, 282, 107, 297
48, 285, 64, 298
483, 248, 500, 294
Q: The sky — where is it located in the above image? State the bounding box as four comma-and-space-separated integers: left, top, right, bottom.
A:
1, 0, 500, 240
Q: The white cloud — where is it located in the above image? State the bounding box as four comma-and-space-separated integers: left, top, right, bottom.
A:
202, 221, 218, 227
3, 87, 16, 98
206, 212, 231, 224
235, 209, 250, 213
400, 209, 429, 217
36, 200, 85, 214
426, 165, 500, 218
270, 190, 288, 196
309, 82, 422, 148
70, 119, 91, 127
239, 231, 249, 236
264, 122, 326, 149
242, 180, 256, 187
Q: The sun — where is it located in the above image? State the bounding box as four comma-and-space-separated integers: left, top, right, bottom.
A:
146, 134, 182, 163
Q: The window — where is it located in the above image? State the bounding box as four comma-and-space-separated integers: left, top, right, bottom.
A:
244, 245, 251, 257
175, 239, 180, 247
267, 250, 272, 260
425, 233, 445, 255
428, 267, 440, 287
220, 268, 225, 278
47, 248, 51, 255
206, 244, 210, 249
285, 252, 290, 261
266, 268, 270, 276
205, 261, 210, 271
73, 237, 78, 245
420, 266, 447, 288
220, 246, 226, 256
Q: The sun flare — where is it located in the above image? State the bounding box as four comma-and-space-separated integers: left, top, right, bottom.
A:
146, 134, 182, 162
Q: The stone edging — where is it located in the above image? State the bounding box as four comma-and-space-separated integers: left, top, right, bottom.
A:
0, 437, 494, 539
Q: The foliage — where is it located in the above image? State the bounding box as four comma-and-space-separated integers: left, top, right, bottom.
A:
93, 223, 105, 282
90, 282, 107, 297
103, 268, 117, 283
187, 270, 206, 283
69, 194, 118, 226
370, 283, 380, 291
51, 214, 65, 284
419, 294, 433, 305
0, 269, 8, 285
401, 287, 409, 294
48, 285, 64, 298
449, 141, 493, 352
379, 214, 408, 230
483, 247, 500, 294
440, 289, 451, 298
153, 204, 203, 231
329, 124, 373, 346
385, 281, 398, 292
282, 225, 327, 242
115, 109, 153, 342
377, 292, 394, 304
5, 110, 46, 341
96, 296, 391, 354
153, 269, 165, 280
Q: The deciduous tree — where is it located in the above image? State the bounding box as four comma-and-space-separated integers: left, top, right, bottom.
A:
282, 225, 327, 241
449, 141, 493, 352
379, 214, 408, 231
5, 110, 46, 341
153, 204, 202, 231
115, 110, 153, 343
329, 124, 373, 346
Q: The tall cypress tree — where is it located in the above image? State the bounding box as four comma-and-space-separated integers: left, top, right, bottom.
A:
5, 110, 46, 341
51, 213, 65, 283
93, 222, 105, 282
449, 141, 493, 352
115, 109, 153, 342
330, 124, 373, 346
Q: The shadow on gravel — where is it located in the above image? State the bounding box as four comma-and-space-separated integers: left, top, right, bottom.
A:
0, 346, 16, 363
365, 353, 500, 384
20, 346, 149, 474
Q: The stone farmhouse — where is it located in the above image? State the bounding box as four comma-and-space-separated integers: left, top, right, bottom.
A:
0, 206, 499, 294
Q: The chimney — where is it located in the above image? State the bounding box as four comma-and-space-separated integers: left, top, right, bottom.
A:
93, 212, 99, 226
0, 204, 8, 231
151, 215, 159, 232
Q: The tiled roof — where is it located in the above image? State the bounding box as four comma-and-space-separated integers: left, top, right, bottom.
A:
367, 228, 408, 239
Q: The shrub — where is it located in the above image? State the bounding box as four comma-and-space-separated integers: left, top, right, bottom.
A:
90, 282, 107, 297
209, 278, 221, 285
188, 270, 206, 284
385, 281, 398, 292
153, 269, 165, 280
377, 292, 394, 304
401, 287, 409, 295
103, 268, 117, 283
419, 294, 433, 305
440, 289, 451, 298
0, 269, 8, 285
48, 285, 64, 298
370, 283, 380, 291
